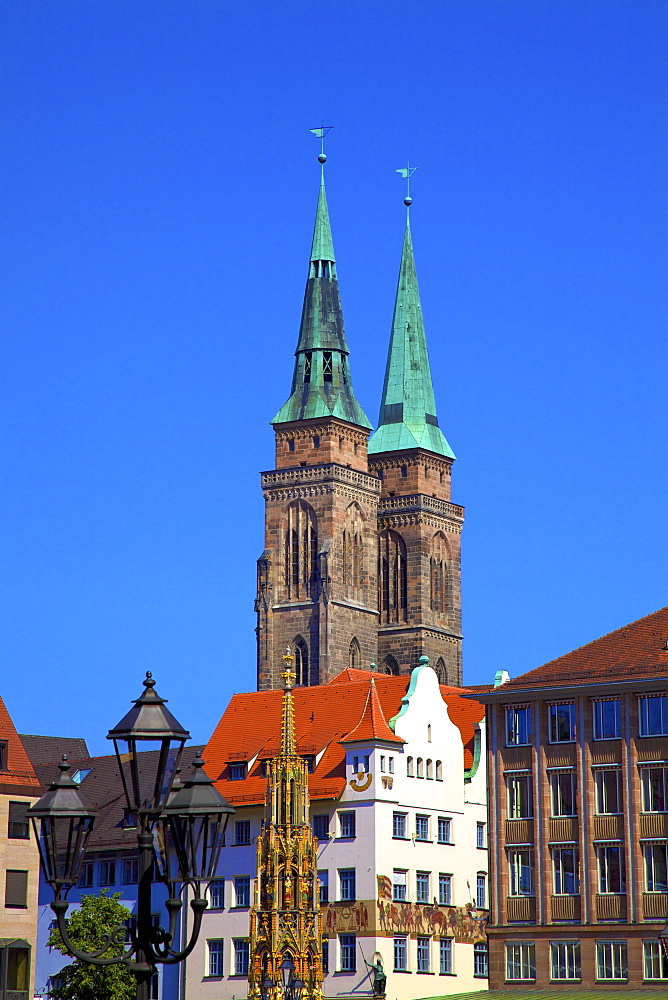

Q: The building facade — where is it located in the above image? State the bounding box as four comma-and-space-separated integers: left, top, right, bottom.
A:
0, 697, 41, 1000
256, 163, 463, 690
187, 662, 488, 1000
476, 605, 668, 990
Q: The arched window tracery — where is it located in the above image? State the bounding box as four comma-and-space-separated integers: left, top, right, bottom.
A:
283, 501, 318, 599
349, 637, 361, 670
342, 503, 364, 597
383, 655, 399, 676
430, 532, 449, 616
294, 636, 309, 686
434, 657, 447, 684
378, 529, 407, 623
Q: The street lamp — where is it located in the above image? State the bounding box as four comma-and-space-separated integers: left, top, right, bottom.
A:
28, 672, 234, 1000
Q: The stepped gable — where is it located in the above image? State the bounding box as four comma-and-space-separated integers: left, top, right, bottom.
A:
499, 605, 668, 691
0, 696, 40, 794
204, 669, 485, 807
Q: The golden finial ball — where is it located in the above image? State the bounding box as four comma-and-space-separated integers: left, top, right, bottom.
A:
404, 195, 413, 207
318, 153, 327, 164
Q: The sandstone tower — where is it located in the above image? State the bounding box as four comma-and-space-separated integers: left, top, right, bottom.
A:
256, 160, 463, 688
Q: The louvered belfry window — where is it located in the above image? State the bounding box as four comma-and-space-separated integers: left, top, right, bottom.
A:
284, 501, 318, 599
5, 869, 28, 908
378, 529, 407, 623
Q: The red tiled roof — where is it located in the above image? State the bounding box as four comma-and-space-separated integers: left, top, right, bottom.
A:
0, 697, 40, 790
204, 670, 485, 807
340, 678, 405, 745
498, 606, 668, 692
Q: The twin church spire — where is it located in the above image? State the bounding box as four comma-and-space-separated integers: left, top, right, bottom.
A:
273, 158, 451, 456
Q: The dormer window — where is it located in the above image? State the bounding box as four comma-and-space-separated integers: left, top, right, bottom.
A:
323, 352, 333, 383
0, 741, 7, 771
229, 763, 246, 780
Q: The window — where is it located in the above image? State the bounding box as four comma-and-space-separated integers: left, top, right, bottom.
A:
229, 763, 246, 780
6, 947, 30, 992
349, 638, 361, 670
304, 352, 312, 383
595, 769, 621, 814
435, 760, 442, 780
509, 850, 534, 896
388, 757, 394, 773
506, 942, 535, 980
597, 846, 625, 894
506, 706, 531, 746
380, 756, 385, 772
294, 636, 309, 686
7, 801, 29, 839
594, 699, 621, 739
318, 870, 329, 904
340, 935, 356, 972
550, 771, 576, 816
235, 820, 251, 845
407, 757, 414, 777
323, 351, 333, 383
416, 871, 430, 903
208, 939, 224, 977
642, 767, 668, 812
100, 860, 116, 887
209, 880, 225, 909
644, 940, 668, 980
393, 812, 407, 839
313, 814, 330, 840
234, 876, 251, 907
0, 740, 7, 770
384, 655, 399, 676
416, 814, 429, 841
476, 873, 487, 909
284, 500, 318, 599
553, 848, 579, 895
639, 695, 668, 736
339, 811, 355, 838
644, 844, 668, 892
401, 465, 408, 478
426, 759, 433, 779
378, 529, 408, 624
551, 941, 580, 980
234, 939, 250, 976
394, 936, 407, 972
393, 870, 407, 902
474, 942, 488, 977
339, 868, 356, 901
313, 435, 320, 449
440, 938, 453, 974
549, 703, 576, 742
288, 439, 295, 452
596, 940, 627, 980
122, 858, 138, 885
5, 869, 28, 908
477, 822, 486, 848
416, 757, 424, 777
430, 534, 449, 615
417, 936, 430, 972
352, 756, 369, 774
322, 939, 329, 975
507, 775, 532, 818
79, 862, 94, 888
437, 817, 451, 844
439, 873, 452, 905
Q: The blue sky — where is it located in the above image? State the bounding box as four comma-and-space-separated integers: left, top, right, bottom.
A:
1, 1, 666, 754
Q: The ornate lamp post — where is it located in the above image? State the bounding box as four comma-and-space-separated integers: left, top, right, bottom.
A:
259, 957, 305, 1000
28, 672, 234, 1000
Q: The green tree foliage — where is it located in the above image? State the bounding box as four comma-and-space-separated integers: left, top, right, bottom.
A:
47, 890, 137, 1000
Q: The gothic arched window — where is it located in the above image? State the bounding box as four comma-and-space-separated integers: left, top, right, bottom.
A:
342, 503, 364, 597
294, 636, 309, 686
349, 637, 361, 670
378, 529, 407, 623
434, 657, 447, 684
430, 532, 449, 615
383, 655, 399, 676
283, 501, 318, 599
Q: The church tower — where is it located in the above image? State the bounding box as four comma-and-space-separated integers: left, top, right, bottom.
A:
366, 195, 464, 684
256, 156, 380, 690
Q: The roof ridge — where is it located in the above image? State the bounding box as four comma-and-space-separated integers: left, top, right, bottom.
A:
340, 677, 405, 745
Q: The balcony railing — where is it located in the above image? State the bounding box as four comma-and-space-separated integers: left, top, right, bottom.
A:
643, 893, 668, 920
596, 893, 626, 921
551, 894, 581, 922
506, 895, 536, 923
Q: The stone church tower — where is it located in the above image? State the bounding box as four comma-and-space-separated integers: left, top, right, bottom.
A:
256, 161, 463, 689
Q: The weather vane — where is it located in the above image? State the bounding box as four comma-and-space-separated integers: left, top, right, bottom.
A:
310, 124, 334, 165
396, 163, 418, 207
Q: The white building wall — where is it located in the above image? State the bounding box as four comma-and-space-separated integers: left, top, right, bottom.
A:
186, 666, 488, 1000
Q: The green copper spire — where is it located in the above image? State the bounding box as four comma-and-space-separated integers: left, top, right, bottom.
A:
368, 214, 454, 458
272, 164, 371, 428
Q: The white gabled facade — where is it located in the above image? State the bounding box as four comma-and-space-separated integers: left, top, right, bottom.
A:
186, 665, 488, 1000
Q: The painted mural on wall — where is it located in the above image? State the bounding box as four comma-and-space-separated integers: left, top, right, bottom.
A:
322, 898, 487, 944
